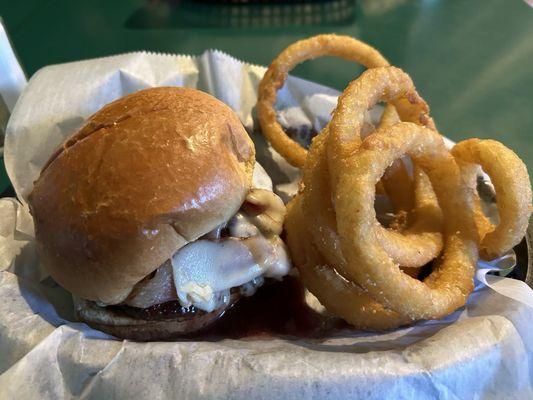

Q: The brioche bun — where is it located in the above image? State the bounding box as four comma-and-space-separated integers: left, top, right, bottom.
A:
29, 87, 255, 306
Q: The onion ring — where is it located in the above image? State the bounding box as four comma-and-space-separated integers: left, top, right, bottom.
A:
285, 196, 411, 330
458, 163, 495, 242
379, 108, 415, 214
376, 104, 441, 231
317, 66, 442, 268
302, 127, 442, 269
326, 66, 435, 188
334, 122, 478, 320
451, 139, 532, 259
257, 34, 390, 168
273, 37, 531, 330
258, 35, 439, 251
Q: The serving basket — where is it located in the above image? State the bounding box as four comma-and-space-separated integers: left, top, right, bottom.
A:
513, 220, 533, 286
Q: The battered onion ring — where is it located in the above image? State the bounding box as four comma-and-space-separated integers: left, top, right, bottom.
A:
376, 104, 441, 230
377, 103, 400, 129
326, 66, 435, 188
459, 163, 495, 242
285, 196, 411, 330
379, 105, 415, 215
257, 34, 390, 168
312, 66, 442, 268
452, 139, 532, 259
334, 122, 478, 320
302, 127, 442, 269
258, 35, 435, 239
382, 160, 414, 219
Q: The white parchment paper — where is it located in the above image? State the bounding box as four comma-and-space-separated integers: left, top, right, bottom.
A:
1, 50, 533, 399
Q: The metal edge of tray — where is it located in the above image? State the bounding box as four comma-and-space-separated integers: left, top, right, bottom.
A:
525, 218, 533, 288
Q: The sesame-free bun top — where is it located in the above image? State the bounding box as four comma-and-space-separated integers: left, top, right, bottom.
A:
28, 87, 255, 305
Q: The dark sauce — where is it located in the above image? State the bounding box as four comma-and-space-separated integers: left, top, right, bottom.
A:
111, 270, 433, 341
196, 262, 433, 340
116, 300, 201, 321
191, 276, 349, 340
108, 277, 347, 340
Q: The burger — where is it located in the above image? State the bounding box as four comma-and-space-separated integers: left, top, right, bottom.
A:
28, 87, 291, 341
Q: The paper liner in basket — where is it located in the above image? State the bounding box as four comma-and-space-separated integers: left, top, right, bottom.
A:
1, 50, 533, 399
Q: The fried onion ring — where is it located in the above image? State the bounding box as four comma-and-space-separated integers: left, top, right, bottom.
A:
459, 163, 495, 242
257, 34, 390, 168
378, 105, 415, 214
272, 37, 531, 331
326, 66, 435, 187
258, 36, 439, 253
302, 127, 442, 269
285, 196, 411, 330
321, 67, 442, 268
451, 139, 532, 259
376, 104, 441, 231
334, 122, 478, 320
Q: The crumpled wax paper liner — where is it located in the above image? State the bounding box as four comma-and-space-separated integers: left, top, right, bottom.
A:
1, 50, 532, 399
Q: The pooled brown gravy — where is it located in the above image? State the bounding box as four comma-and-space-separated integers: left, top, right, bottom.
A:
190, 276, 349, 340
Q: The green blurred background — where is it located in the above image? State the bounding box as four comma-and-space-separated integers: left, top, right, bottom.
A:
1, 0, 532, 196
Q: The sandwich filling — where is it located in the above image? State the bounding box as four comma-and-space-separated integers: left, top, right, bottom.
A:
121, 180, 291, 313
123, 188, 290, 312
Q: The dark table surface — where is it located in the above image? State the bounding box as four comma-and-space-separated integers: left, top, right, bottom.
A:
1, 0, 532, 195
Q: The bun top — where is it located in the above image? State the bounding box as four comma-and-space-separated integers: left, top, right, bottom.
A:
29, 87, 255, 304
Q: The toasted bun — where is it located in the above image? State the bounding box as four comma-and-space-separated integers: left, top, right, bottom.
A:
29, 87, 255, 305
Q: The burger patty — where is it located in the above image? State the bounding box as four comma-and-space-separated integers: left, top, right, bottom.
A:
112, 289, 241, 321
114, 300, 200, 321
74, 290, 243, 340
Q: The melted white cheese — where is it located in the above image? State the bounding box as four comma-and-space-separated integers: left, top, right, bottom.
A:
171, 235, 290, 312
171, 186, 290, 312
177, 282, 231, 312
